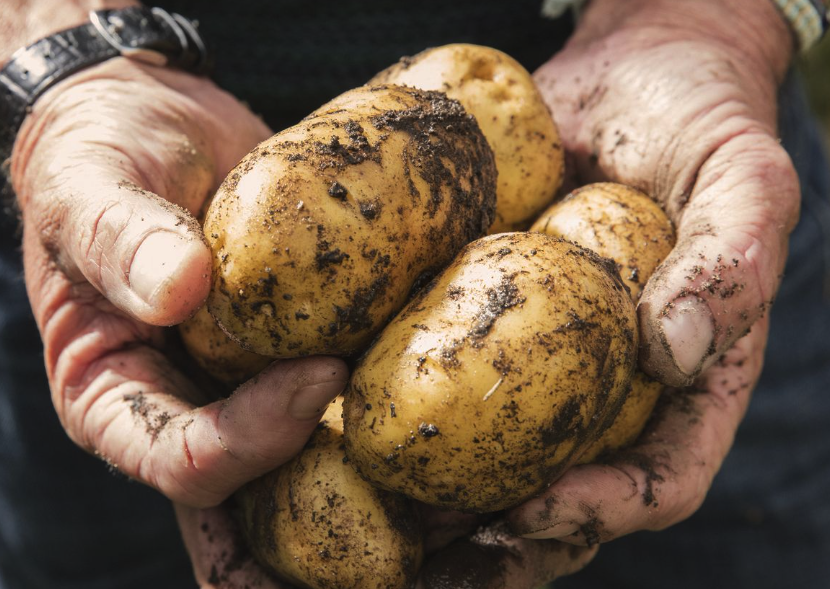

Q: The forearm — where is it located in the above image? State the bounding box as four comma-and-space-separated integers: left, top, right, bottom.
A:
569, 0, 794, 83
0, 0, 138, 63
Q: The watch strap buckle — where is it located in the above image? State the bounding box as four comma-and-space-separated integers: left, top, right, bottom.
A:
89, 7, 209, 73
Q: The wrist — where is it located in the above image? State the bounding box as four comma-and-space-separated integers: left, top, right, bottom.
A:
569, 0, 794, 83
2, 4, 210, 194
10, 57, 218, 201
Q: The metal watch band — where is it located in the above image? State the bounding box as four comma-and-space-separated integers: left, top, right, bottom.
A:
0, 5, 210, 176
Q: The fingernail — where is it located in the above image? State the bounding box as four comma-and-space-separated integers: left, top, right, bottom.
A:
130, 231, 196, 304
520, 523, 580, 539
289, 379, 347, 420
661, 296, 714, 377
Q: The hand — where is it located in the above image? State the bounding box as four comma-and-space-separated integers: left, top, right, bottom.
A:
10, 58, 348, 581
508, 0, 800, 545
415, 511, 596, 589
176, 503, 288, 589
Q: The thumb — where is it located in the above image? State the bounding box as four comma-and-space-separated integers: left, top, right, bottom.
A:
53, 349, 347, 507
26, 168, 212, 326
639, 131, 800, 386
163, 357, 349, 506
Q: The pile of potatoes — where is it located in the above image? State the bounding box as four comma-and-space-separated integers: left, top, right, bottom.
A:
180, 44, 675, 589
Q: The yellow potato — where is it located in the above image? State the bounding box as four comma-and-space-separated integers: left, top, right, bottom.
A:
371, 44, 564, 233
578, 371, 664, 463
342, 232, 637, 513
531, 182, 676, 462
205, 84, 496, 358
178, 305, 271, 387
237, 398, 423, 589
531, 183, 675, 301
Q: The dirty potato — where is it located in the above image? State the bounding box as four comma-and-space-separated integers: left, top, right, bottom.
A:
531, 182, 676, 462
342, 232, 637, 513
178, 305, 271, 387
205, 84, 497, 357
530, 183, 675, 301
236, 398, 423, 589
371, 44, 564, 233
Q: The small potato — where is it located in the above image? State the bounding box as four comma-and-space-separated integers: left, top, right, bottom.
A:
178, 305, 271, 387
531, 182, 676, 462
372, 44, 564, 233
236, 398, 423, 589
531, 183, 675, 301
205, 84, 496, 358
343, 233, 637, 513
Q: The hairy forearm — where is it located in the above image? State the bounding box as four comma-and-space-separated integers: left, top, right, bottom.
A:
0, 0, 138, 63
569, 0, 794, 83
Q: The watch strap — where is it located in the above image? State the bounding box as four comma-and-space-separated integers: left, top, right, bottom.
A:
0, 5, 210, 176
770, 0, 828, 52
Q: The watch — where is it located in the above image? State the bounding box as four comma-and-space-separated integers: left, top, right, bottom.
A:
0, 5, 211, 175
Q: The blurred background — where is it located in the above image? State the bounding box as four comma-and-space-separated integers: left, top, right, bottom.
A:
801, 37, 830, 147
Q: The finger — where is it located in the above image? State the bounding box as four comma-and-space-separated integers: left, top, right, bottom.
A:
418, 521, 597, 589
24, 166, 213, 327
12, 66, 220, 326
66, 346, 346, 507
175, 503, 287, 589
508, 318, 768, 544
638, 131, 799, 386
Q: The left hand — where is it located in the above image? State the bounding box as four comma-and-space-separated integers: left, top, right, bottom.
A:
506, 0, 799, 547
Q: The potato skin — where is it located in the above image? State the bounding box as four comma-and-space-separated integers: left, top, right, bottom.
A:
178, 305, 271, 387
206, 84, 497, 357
236, 399, 423, 589
371, 44, 564, 233
342, 232, 637, 513
531, 183, 676, 462
531, 183, 675, 302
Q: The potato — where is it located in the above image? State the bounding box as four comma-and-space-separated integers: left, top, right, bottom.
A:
530, 183, 675, 302
236, 398, 423, 589
342, 232, 637, 513
178, 305, 271, 387
205, 84, 497, 358
530, 182, 676, 462
371, 44, 564, 233
578, 370, 664, 463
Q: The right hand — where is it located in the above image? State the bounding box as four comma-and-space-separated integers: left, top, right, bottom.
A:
10, 58, 348, 584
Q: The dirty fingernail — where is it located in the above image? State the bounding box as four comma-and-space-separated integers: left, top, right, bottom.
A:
289, 379, 347, 420
519, 522, 580, 540
661, 296, 714, 377
130, 231, 196, 303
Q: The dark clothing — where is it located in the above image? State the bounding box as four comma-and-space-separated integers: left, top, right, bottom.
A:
161, 0, 573, 131
1, 2, 829, 588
